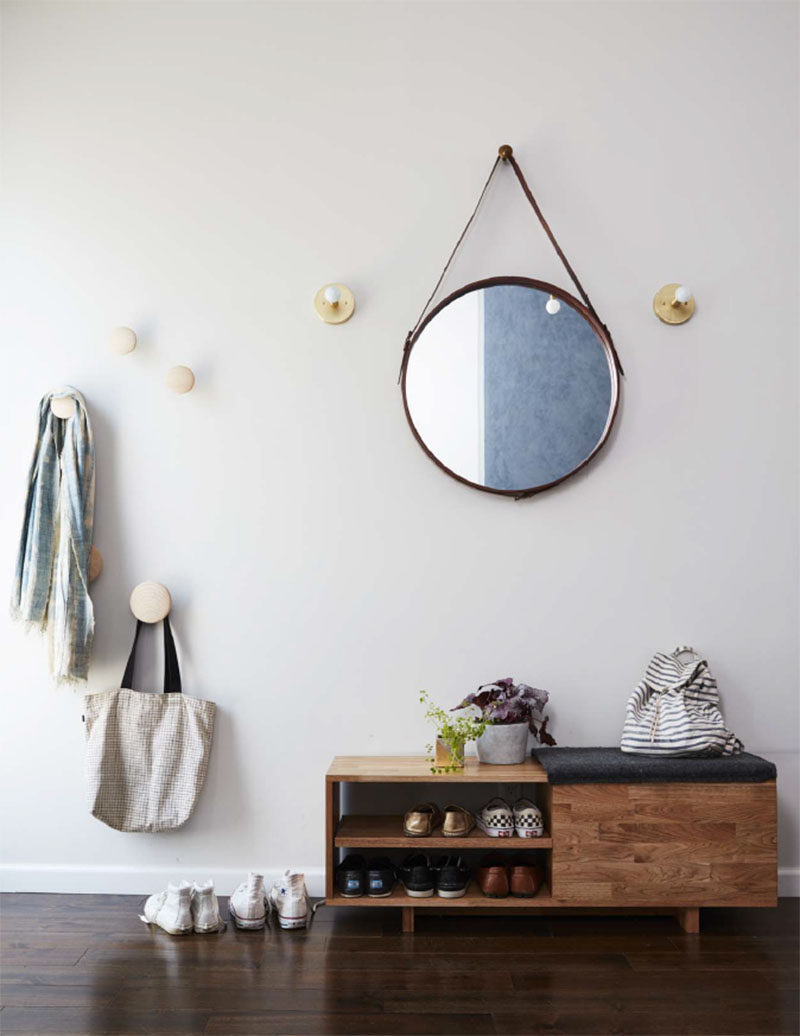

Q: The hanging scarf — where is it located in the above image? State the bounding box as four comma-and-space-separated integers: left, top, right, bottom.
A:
11, 388, 95, 683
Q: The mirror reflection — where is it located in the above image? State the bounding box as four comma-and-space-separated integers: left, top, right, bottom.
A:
404, 282, 615, 493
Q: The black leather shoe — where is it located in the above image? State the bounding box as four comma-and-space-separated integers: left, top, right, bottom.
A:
366, 857, 396, 898
398, 853, 434, 897
335, 854, 366, 898
434, 855, 471, 898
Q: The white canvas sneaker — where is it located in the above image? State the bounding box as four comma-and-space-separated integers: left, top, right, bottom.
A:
140, 881, 193, 935
191, 880, 225, 933
268, 870, 309, 930
229, 872, 270, 930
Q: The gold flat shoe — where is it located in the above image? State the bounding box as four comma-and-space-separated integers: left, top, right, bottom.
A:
442, 804, 476, 837
403, 802, 443, 837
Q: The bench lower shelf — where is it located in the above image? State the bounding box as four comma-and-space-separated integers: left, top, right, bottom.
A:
326, 881, 554, 908
322, 884, 700, 934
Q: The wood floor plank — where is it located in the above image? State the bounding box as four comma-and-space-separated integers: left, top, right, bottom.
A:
0, 1007, 212, 1034
1, 893, 796, 1036
204, 1012, 496, 1035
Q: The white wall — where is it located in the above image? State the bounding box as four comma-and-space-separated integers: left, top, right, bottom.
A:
1, 0, 797, 896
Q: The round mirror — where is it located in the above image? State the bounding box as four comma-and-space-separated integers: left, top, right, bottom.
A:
402, 278, 620, 497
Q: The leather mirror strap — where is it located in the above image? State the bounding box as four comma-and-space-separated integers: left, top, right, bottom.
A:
400, 147, 624, 382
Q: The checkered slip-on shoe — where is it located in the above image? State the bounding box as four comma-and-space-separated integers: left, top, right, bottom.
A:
475, 797, 514, 838
513, 798, 544, 838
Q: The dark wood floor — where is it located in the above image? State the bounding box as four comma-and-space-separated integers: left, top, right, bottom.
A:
0, 894, 797, 1035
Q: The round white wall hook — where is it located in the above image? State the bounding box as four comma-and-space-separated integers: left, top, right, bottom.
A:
110, 327, 137, 355
545, 295, 561, 315
50, 395, 76, 419
165, 365, 195, 393
315, 283, 355, 324
130, 581, 172, 623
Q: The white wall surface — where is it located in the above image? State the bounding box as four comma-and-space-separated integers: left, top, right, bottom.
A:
1, 0, 797, 896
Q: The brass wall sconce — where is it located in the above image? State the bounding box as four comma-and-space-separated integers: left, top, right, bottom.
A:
653, 284, 695, 324
315, 283, 355, 324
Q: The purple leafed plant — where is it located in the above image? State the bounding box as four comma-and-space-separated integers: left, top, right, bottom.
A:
452, 677, 556, 744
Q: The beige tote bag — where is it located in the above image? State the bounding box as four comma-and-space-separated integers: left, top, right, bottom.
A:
83, 617, 215, 832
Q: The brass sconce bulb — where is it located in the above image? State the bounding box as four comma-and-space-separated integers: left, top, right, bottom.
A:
654, 283, 695, 324
315, 283, 355, 324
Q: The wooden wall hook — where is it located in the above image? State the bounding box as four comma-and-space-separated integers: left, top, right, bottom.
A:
88, 545, 103, 582
129, 581, 172, 623
50, 395, 76, 419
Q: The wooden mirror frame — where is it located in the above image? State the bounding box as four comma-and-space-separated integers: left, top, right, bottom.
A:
400, 275, 621, 499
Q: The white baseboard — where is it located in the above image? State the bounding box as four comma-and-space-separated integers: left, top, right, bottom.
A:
0, 865, 326, 898
2, 865, 797, 898
779, 867, 799, 897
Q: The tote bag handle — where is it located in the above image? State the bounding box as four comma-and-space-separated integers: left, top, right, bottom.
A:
121, 616, 182, 694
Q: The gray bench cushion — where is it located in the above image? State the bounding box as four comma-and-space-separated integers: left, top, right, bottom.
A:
531, 746, 776, 784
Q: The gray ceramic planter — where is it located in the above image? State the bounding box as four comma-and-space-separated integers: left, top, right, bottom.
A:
476, 722, 529, 765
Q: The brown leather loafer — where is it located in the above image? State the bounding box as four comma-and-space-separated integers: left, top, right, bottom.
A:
477, 864, 510, 898
403, 803, 443, 837
442, 805, 475, 838
509, 864, 545, 898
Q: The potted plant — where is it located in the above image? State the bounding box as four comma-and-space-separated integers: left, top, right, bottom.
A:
419, 690, 488, 774
452, 677, 556, 765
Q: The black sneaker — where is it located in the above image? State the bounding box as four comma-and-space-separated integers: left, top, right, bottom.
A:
398, 853, 434, 898
366, 857, 395, 898
434, 855, 471, 899
335, 854, 366, 898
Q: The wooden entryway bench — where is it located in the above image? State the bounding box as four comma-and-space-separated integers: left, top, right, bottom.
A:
324, 750, 777, 933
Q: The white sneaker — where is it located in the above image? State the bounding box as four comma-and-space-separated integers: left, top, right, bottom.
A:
229, 872, 270, 930
191, 880, 225, 933
140, 881, 193, 935
513, 798, 544, 838
475, 797, 514, 837
268, 870, 309, 930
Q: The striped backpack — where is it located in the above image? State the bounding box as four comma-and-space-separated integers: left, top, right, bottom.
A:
621, 646, 743, 757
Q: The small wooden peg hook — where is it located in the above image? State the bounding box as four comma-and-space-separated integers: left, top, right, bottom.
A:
88, 546, 103, 582
498, 144, 514, 160
50, 395, 76, 419
130, 581, 172, 623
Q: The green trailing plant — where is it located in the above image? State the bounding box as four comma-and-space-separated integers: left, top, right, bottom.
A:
419, 689, 489, 774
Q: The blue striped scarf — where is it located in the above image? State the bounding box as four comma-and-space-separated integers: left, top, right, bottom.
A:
11, 388, 95, 683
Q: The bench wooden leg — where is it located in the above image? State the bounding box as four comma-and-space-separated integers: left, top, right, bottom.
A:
402, 907, 415, 934
676, 907, 700, 934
